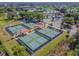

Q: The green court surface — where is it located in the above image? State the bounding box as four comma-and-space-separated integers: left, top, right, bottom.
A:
6, 23, 62, 54
19, 32, 48, 52
7, 24, 30, 36
37, 28, 60, 39
24, 23, 35, 29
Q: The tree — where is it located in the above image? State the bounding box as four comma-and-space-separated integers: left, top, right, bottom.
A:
19, 11, 44, 21
0, 40, 2, 45
62, 17, 75, 29
6, 7, 19, 20
34, 12, 44, 20
12, 45, 29, 56
74, 32, 79, 40
60, 7, 66, 13
65, 34, 69, 39
0, 7, 7, 13
67, 50, 77, 56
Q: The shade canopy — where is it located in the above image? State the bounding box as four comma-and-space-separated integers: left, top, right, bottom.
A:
20, 29, 30, 34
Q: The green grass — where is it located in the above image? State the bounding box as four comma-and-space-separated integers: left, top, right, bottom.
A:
0, 14, 30, 56
0, 13, 67, 56
35, 31, 67, 56
0, 19, 67, 56
0, 27, 30, 56
0, 19, 9, 26
0, 13, 9, 26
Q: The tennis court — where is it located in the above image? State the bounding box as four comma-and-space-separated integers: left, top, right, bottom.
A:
6, 24, 30, 36
36, 27, 62, 40
18, 32, 48, 53
24, 23, 35, 29
6, 23, 62, 54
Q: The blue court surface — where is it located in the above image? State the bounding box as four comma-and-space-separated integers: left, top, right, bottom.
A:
36, 27, 61, 40
24, 23, 35, 29
18, 32, 48, 53
6, 23, 62, 54
6, 24, 30, 36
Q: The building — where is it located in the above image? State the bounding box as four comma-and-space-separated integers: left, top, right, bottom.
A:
43, 10, 63, 29
16, 6, 37, 12
69, 25, 77, 36
53, 15, 63, 29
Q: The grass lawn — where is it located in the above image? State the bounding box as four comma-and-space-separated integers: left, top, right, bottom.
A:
0, 14, 30, 56
0, 13, 67, 56
0, 19, 10, 26
0, 18, 67, 56
35, 31, 67, 56
0, 16, 7, 26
